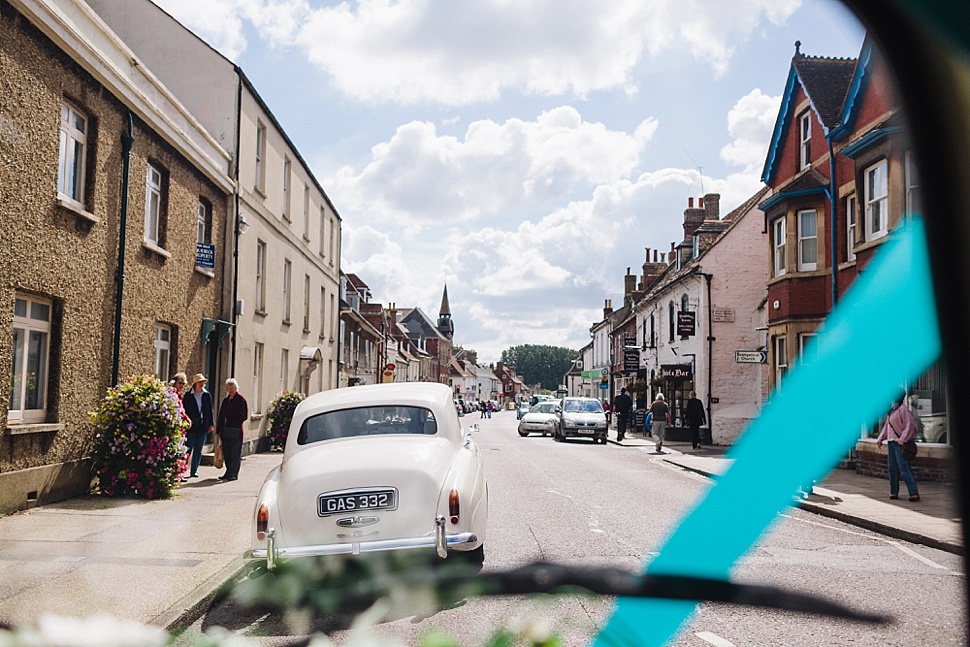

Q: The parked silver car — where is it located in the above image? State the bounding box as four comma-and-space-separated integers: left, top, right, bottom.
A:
517, 400, 560, 436
554, 397, 608, 444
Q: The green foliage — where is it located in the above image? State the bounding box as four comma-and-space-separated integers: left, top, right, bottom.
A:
266, 391, 306, 450
500, 345, 578, 391
90, 374, 189, 499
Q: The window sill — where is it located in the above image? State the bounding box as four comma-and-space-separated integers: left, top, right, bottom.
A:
250, 413, 264, 421
255, 309, 268, 317
56, 194, 100, 223
282, 319, 292, 327
142, 240, 172, 259
5, 422, 65, 436
194, 266, 216, 278
253, 186, 266, 199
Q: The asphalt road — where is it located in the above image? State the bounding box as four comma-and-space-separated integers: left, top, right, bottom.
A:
174, 411, 966, 646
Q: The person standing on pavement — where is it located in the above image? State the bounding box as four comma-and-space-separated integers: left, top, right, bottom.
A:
612, 388, 633, 442
182, 374, 214, 479
685, 391, 706, 450
877, 390, 920, 502
216, 378, 249, 482
170, 372, 191, 482
486, 400, 494, 418
649, 393, 670, 452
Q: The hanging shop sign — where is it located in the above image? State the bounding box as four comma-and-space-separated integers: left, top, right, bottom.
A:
677, 311, 696, 337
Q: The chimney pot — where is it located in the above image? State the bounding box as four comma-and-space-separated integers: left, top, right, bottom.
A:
699, 197, 704, 208
653, 249, 658, 262
688, 197, 693, 208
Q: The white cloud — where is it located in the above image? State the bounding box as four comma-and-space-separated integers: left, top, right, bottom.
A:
720, 89, 782, 174
326, 108, 655, 226
154, 0, 801, 104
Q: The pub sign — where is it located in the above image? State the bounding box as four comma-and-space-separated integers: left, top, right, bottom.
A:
677, 310, 696, 337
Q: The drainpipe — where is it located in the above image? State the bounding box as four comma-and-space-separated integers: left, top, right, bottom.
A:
698, 272, 714, 438
111, 112, 134, 386
230, 74, 243, 376
828, 136, 838, 307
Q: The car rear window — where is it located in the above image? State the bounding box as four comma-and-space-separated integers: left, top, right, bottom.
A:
297, 406, 438, 445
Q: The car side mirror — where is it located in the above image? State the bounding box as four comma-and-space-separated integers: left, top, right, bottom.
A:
468, 423, 480, 433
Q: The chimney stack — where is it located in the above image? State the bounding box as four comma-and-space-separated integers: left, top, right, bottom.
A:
683, 196, 707, 239
604, 299, 613, 318
624, 267, 637, 298
704, 193, 721, 221
641, 246, 666, 291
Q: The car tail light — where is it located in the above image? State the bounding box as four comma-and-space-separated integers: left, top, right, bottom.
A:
449, 489, 460, 524
256, 504, 269, 540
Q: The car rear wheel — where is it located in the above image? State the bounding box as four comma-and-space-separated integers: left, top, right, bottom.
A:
518, 429, 529, 437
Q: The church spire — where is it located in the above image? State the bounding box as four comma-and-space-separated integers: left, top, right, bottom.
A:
437, 284, 454, 340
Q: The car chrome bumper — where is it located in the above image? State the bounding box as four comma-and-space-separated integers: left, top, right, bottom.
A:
245, 515, 479, 570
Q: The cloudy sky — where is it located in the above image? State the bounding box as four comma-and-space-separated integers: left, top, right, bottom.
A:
154, 0, 865, 363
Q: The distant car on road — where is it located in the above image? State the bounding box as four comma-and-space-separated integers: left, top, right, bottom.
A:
246, 382, 488, 568
516, 401, 531, 419
517, 400, 561, 437
555, 397, 608, 444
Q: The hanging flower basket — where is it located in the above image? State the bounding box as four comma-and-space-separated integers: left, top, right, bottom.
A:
90, 375, 189, 499
267, 391, 306, 450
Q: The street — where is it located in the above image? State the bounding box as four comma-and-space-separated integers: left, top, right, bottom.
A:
179, 411, 966, 646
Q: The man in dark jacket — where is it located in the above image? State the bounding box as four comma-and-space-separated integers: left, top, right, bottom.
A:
685, 391, 707, 449
217, 378, 249, 481
182, 373, 214, 479
612, 388, 633, 442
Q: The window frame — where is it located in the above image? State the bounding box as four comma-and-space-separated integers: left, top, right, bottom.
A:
280, 348, 289, 393
9, 294, 53, 424
153, 324, 172, 380
282, 259, 292, 324
798, 111, 812, 170
255, 240, 267, 314
57, 101, 87, 205
846, 194, 857, 262
303, 274, 311, 332
773, 217, 787, 276
797, 209, 818, 271
255, 121, 267, 193
282, 157, 291, 220
253, 342, 263, 415
144, 162, 164, 246
864, 160, 889, 241
774, 335, 788, 389
196, 198, 212, 245
303, 184, 311, 241
905, 151, 921, 219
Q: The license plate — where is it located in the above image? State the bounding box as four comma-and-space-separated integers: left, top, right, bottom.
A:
577, 428, 594, 434
318, 488, 398, 516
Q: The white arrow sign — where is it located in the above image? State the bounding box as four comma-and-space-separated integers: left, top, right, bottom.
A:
735, 350, 768, 364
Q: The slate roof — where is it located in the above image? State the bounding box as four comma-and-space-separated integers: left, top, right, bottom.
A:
792, 53, 858, 130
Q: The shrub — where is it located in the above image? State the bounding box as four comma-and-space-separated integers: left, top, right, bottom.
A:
267, 391, 305, 450
90, 374, 189, 499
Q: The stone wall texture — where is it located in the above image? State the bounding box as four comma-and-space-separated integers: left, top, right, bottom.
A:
1, 2, 228, 513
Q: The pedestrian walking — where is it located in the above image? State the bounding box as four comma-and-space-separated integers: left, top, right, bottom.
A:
612, 388, 633, 442
480, 401, 486, 418
486, 400, 494, 418
876, 390, 920, 501
216, 378, 249, 482
685, 391, 706, 449
649, 393, 670, 452
602, 400, 612, 427
182, 373, 214, 479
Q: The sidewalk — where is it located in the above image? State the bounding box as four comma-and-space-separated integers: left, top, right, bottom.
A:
610, 429, 963, 555
0, 437, 962, 637
0, 453, 281, 631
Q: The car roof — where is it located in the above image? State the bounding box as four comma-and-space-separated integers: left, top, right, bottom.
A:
298, 382, 455, 415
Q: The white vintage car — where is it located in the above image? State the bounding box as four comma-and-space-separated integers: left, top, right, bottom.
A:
246, 382, 488, 568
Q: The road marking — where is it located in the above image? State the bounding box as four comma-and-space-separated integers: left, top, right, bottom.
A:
695, 631, 736, 646
779, 512, 951, 570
